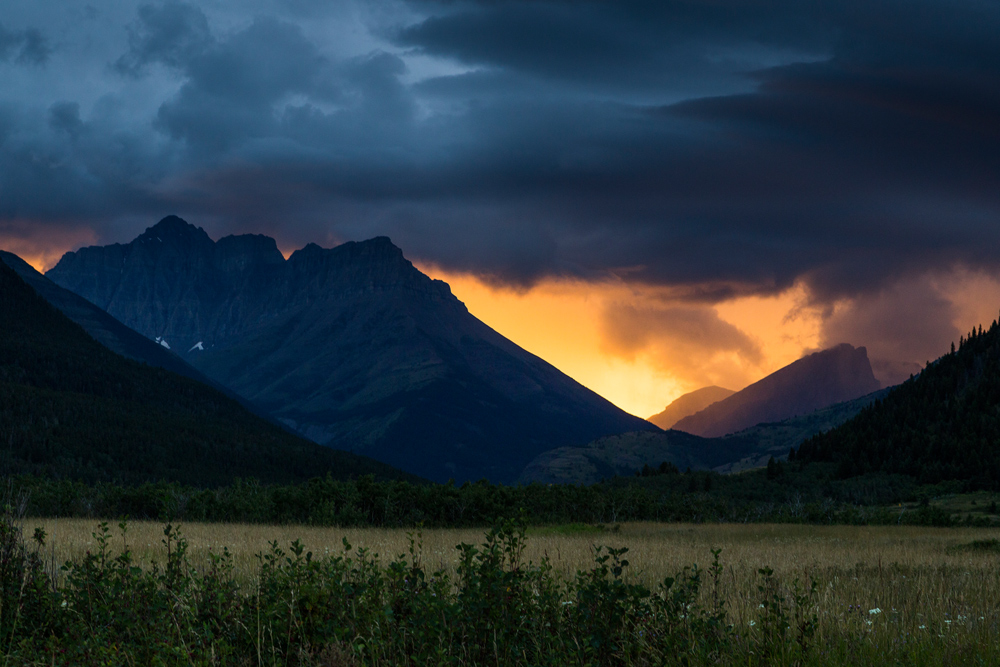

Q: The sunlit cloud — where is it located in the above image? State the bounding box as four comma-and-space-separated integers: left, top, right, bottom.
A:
421, 266, 824, 418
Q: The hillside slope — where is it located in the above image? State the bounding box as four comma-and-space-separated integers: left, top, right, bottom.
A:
0, 251, 238, 398
673, 344, 881, 437
0, 257, 413, 487
648, 386, 735, 429
520, 389, 887, 484
798, 322, 1000, 488
47, 216, 655, 483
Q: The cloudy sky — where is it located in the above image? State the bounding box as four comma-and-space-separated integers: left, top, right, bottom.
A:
2, 0, 999, 415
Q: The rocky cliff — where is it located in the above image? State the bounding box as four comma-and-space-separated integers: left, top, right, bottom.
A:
49, 216, 655, 482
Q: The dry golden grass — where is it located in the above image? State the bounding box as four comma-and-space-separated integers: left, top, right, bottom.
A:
24, 518, 1000, 641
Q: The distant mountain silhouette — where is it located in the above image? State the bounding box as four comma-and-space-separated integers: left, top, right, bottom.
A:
0, 255, 412, 486
48, 216, 654, 483
520, 388, 888, 485
648, 386, 735, 429
672, 344, 881, 437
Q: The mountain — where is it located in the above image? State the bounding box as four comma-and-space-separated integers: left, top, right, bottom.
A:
672, 344, 881, 438
647, 386, 735, 429
519, 388, 888, 484
708, 388, 890, 474
0, 251, 227, 394
47, 216, 654, 483
519, 430, 709, 485
0, 256, 412, 486
797, 322, 1000, 487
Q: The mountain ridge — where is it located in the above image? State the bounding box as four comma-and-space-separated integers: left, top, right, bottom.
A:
797, 320, 1000, 487
0, 255, 415, 486
47, 216, 655, 483
673, 344, 881, 437
0, 251, 245, 401
519, 388, 889, 485
648, 386, 735, 430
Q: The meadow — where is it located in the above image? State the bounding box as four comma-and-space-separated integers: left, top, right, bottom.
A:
12, 517, 1000, 665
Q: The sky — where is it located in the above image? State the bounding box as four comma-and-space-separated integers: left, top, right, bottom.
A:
2, 0, 1000, 417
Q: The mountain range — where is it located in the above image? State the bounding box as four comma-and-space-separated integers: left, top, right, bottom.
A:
46, 216, 655, 483
0, 257, 410, 486
521, 344, 886, 484
520, 388, 888, 485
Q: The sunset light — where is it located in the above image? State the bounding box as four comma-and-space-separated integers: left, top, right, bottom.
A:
421, 266, 823, 418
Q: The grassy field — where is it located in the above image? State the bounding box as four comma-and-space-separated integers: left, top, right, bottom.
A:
25, 518, 1000, 633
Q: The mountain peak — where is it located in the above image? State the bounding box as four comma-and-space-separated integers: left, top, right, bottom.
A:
137, 215, 213, 247
45, 217, 654, 483
672, 343, 881, 437
215, 234, 285, 271
288, 236, 407, 266
345, 236, 406, 261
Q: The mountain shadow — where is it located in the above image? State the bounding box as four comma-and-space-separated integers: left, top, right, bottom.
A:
47, 216, 655, 483
0, 256, 414, 487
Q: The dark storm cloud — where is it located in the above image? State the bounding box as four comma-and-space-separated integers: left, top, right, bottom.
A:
385, 0, 1000, 288
398, 0, 834, 93
114, 1, 213, 75
154, 17, 335, 152
3, 0, 1000, 331
820, 275, 961, 385
48, 102, 83, 139
0, 22, 50, 65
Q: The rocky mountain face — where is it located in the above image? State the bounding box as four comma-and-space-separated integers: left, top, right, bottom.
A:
672, 344, 882, 438
647, 386, 735, 429
1, 251, 224, 392
48, 216, 654, 483
0, 256, 412, 486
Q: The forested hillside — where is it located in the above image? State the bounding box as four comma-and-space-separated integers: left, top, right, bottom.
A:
798, 320, 1000, 488
0, 261, 412, 486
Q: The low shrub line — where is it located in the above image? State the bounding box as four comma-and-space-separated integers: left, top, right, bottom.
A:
8, 473, 994, 529
0, 505, 997, 665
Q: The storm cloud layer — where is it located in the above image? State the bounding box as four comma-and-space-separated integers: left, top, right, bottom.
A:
2, 0, 999, 385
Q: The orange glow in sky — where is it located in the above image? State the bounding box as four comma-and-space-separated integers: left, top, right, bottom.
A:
419, 265, 823, 418
1, 227, 97, 274
7, 230, 996, 420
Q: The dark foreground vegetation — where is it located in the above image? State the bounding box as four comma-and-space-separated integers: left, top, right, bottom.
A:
3, 506, 998, 666
798, 319, 1000, 487
8, 467, 994, 529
